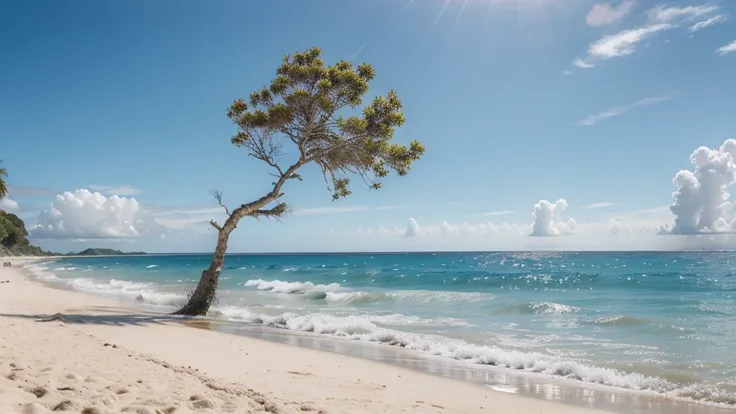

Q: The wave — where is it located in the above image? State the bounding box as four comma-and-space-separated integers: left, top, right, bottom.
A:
218, 307, 471, 327
497, 301, 580, 315
146, 264, 159, 269
244, 279, 341, 294
243, 279, 494, 305
215, 307, 736, 406
25, 263, 185, 307
21, 262, 736, 406
583, 315, 648, 326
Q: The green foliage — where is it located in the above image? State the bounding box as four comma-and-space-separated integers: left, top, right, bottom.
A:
0, 160, 7, 200
0, 212, 25, 248
0, 162, 50, 256
227, 46, 424, 201
0, 211, 51, 256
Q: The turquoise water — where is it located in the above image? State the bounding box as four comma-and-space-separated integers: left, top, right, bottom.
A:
26, 251, 736, 406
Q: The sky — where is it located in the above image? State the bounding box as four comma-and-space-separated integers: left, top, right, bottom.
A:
1, 0, 736, 253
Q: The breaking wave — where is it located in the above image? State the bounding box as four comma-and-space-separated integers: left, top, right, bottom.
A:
243, 279, 494, 305
497, 301, 580, 315
25, 262, 185, 307
216, 307, 736, 406
209, 307, 733, 405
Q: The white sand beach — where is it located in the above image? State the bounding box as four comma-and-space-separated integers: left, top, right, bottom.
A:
0, 258, 616, 414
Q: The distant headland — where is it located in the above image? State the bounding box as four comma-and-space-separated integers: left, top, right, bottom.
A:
73, 248, 147, 256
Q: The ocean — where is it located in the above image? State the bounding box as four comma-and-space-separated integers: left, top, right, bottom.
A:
25, 251, 736, 410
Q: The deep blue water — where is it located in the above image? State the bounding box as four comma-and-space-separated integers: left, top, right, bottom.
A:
26, 251, 736, 406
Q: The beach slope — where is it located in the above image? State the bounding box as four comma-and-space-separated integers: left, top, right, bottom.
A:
0, 260, 610, 413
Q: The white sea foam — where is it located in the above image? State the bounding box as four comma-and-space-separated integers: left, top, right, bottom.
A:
530, 302, 580, 315
146, 264, 159, 269
244, 279, 341, 294
214, 307, 735, 405
244, 279, 494, 305
24, 262, 185, 307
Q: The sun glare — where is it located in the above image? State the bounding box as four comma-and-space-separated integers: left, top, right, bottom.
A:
354, 0, 578, 60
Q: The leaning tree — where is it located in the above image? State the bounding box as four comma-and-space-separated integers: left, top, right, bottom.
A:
174, 47, 424, 316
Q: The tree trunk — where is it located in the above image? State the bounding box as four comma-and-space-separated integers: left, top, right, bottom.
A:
173, 228, 231, 316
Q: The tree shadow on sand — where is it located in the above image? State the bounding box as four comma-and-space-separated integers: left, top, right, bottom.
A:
0, 305, 197, 326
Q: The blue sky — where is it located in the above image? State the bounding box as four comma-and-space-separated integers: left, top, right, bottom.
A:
1, 0, 735, 253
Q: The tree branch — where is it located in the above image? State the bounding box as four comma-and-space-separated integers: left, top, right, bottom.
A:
209, 219, 222, 231
253, 202, 290, 219
211, 190, 231, 217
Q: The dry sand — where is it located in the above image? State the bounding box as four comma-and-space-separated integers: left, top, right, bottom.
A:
0, 258, 613, 414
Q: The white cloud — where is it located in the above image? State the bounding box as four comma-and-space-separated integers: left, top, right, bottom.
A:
586, 0, 635, 27
716, 40, 736, 56
573, 4, 721, 69
30, 189, 147, 239
594, 23, 671, 58
578, 93, 673, 126
404, 218, 420, 237
689, 15, 727, 32
483, 210, 514, 216
0, 198, 19, 210
663, 139, 736, 235
582, 202, 619, 209
530, 199, 576, 237
399, 218, 530, 239
88, 185, 141, 196
562, 70, 574, 75
572, 59, 596, 69
648, 4, 719, 23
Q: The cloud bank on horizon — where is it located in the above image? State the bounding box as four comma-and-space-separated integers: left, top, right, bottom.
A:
17, 137, 736, 249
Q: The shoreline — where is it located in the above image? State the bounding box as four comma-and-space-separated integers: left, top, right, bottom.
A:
1, 258, 613, 414
2, 257, 731, 413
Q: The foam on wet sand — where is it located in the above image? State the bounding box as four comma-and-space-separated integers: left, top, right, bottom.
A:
1, 258, 615, 413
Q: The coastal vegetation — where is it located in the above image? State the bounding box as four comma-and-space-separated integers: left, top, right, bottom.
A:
0, 161, 7, 200
0, 210, 51, 256
0, 161, 51, 256
174, 47, 425, 315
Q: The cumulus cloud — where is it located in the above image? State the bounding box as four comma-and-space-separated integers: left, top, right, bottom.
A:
31, 189, 146, 239
716, 40, 736, 56
586, 0, 635, 27
530, 199, 576, 237
690, 15, 727, 32
397, 218, 529, 239
404, 218, 420, 237
578, 93, 673, 126
88, 185, 141, 196
663, 139, 736, 235
0, 198, 19, 210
